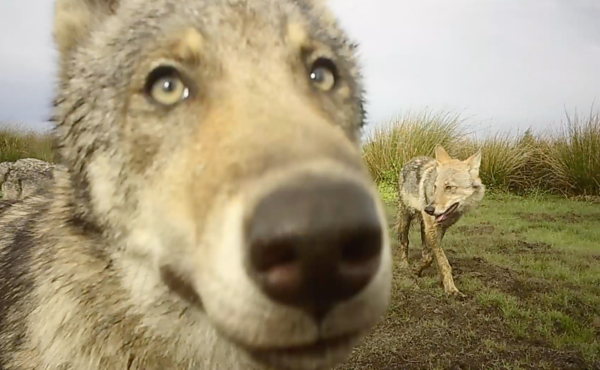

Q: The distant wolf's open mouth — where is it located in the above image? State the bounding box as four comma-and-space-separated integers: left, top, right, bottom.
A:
435, 202, 459, 223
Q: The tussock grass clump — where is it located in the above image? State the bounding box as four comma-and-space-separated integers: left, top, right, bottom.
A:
361, 109, 600, 197
361, 109, 464, 185
455, 132, 532, 192
536, 112, 600, 196
0, 123, 54, 163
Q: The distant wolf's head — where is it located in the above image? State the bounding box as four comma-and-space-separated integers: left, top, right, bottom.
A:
424, 145, 485, 222
52, 0, 392, 368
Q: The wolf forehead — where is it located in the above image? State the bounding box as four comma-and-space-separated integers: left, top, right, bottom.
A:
66, 0, 361, 86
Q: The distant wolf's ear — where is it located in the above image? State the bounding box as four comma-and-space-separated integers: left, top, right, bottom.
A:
434, 145, 452, 164
465, 149, 482, 172
53, 0, 120, 61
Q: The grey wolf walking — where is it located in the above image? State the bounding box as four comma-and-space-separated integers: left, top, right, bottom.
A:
396, 145, 485, 297
0, 0, 393, 369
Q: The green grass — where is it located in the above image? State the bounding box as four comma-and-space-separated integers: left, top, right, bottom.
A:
0, 123, 54, 163
339, 193, 600, 370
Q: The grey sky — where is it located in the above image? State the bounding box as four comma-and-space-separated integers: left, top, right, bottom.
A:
1, 0, 599, 133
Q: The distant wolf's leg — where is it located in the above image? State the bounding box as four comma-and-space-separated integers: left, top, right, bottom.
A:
396, 202, 412, 269
413, 219, 433, 277
421, 213, 464, 297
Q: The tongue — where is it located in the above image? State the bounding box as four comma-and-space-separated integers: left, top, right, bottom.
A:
436, 214, 447, 223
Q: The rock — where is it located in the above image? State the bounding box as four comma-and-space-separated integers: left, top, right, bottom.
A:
0, 158, 55, 200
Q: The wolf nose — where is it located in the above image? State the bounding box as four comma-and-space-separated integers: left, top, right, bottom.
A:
245, 176, 383, 321
424, 205, 436, 215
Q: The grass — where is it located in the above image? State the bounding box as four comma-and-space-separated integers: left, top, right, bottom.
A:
0, 123, 54, 163
362, 108, 600, 197
361, 110, 465, 185
3, 108, 600, 197
338, 192, 600, 370
536, 111, 600, 196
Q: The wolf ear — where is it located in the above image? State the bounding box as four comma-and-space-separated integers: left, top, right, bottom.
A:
465, 149, 482, 172
434, 145, 452, 164
53, 0, 120, 61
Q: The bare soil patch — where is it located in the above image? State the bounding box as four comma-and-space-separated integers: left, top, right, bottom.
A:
339, 240, 599, 370
456, 223, 497, 236
452, 256, 554, 299
339, 271, 594, 369
516, 211, 600, 223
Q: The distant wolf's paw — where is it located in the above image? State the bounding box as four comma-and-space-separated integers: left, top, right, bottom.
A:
445, 287, 466, 299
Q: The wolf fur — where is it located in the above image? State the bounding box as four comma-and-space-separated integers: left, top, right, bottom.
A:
0, 0, 393, 369
396, 145, 485, 297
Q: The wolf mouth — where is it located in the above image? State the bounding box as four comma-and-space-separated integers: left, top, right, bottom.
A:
435, 202, 459, 223
246, 333, 358, 367
163, 266, 358, 368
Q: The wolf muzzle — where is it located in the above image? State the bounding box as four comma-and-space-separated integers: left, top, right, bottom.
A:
243, 174, 383, 322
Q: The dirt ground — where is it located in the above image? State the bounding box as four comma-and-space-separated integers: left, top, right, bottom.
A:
337, 194, 600, 370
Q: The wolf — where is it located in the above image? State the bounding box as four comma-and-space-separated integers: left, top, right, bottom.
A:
0, 158, 55, 200
0, 0, 393, 369
396, 145, 485, 297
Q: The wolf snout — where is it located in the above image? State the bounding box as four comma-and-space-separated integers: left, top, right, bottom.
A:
244, 176, 383, 321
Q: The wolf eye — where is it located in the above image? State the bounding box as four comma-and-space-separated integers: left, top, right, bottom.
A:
145, 66, 190, 106
309, 58, 337, 91
445, 185, 456, 192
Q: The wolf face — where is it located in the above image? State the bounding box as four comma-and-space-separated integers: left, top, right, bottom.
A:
424, 146, 484, 223
45, 0, 393, 369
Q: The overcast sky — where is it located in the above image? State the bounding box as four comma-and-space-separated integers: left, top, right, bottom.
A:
1, 0, 599, 134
